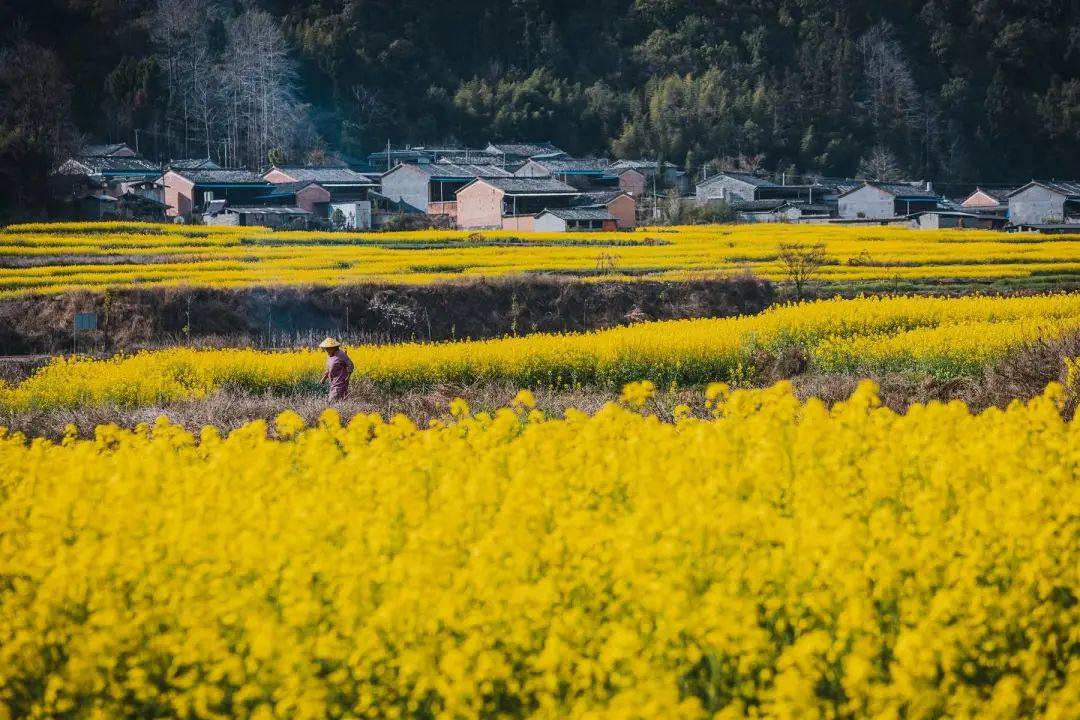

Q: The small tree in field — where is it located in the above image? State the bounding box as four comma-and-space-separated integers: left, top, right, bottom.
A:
778, 242, 828, 301
330, 208, 346, 229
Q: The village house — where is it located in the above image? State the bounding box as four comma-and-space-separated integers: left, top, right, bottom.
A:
610, 160, 691, 195
484, 142, 567, 168
606, 168, 647, 198
253, 181, 332, 217
1006, 181, 1080, 226
514, 157, 613, 190
959, 187, 1014, 214
534, 207, 617, 232
380, 162, 512, 222
263, 166, 377, 228
52, 151, 166, 220
456, 177, 578, 231
572, 190, 636, 229
729, 199, 829, 223
696, 171, 814, 204
836, 182, 943, 220
162, 168, 270, 219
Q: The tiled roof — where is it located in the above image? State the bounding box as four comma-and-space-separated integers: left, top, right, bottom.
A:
486, 142, 566, 158
527, 157, 612, 173
871, 182, 941, 199
419, 163, 512, 179
168, 158, 221, 171
62, 155, 161, 174
969, 187, 1018, 202
172, 168, 267, 184
256, 181, 323, 197
1009, 181, 1080, 198
699, 171, 779, 188
574, 190, 629, 206
80, 143, 134, 157
225, 206, 312, 215
270, 166, 376, 184
476, 177, 578, 194
539, 207, 615, 220
730, 199, 791, 211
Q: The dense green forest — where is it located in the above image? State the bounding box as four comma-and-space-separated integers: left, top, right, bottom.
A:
2, 0, 1080, 216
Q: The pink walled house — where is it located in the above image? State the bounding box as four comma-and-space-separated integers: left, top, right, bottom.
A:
456, 180, 505, 229
163, 169, 269, 219
456, 177, 578, 230
616, 169, 647, 198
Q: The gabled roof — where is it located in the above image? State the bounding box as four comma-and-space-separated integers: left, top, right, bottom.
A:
268, 166, 376, 185
537, 207, 615, 221
485, 142, 566, 159
573, 190, 631, 206
468, 177, 578, 195
255, 181, 327, 200
698, 171, 779, 188
730, 199, 793, 211
58, 155, 161, 176
524, 157, 613, 174
225, 205, 312, 215
965, 187, 1017, 203
390, 162, 512, 180
610, 159, 686, 174
170, 168, 267, 185
168, 158, 221, 171
80, 143, 135, 157
838, 182, 941, 200
1007, 180, 1080, 199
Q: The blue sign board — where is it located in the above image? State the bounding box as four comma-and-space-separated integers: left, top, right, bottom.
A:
74, 312, 98, 331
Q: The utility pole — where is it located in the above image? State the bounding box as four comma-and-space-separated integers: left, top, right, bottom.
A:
134, 129, 141, 154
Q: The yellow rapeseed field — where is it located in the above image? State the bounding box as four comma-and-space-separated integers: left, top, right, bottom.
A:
4, 294, 1080, 412
0, 381, 1077, 718
4, 221, 1080, 296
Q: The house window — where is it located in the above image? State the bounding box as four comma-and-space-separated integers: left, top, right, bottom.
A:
204, 191, 215, 203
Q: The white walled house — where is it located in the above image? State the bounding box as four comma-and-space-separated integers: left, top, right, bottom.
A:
837, 182, 942, 219
1006, 181, 1080, 225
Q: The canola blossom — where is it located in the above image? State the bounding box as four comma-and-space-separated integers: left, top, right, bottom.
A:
4, 294, 1080, 413
4, 221, 1080, 296
0, 381, 1077, 718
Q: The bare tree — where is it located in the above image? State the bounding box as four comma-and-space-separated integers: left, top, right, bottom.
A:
857, 145, 902, 180
858, 21, 920, 142
777, 242, 828, 301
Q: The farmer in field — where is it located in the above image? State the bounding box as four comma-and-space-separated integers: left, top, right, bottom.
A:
318, 337, 354, 401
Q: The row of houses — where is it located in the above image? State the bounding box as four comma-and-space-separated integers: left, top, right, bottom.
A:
52, 141, 1080, 232
696, 171, 1080, 230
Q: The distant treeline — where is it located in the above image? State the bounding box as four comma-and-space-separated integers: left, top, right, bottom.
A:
2, 0, 1080, 218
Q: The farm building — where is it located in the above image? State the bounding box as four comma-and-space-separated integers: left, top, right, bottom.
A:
456, 177, 578, 230
607, 168, 647, 198
572, 190, 636, 229
912, 210, 1008, 230
1006, 181, 1080, 225
163, 169, 270, 219
380, 162, 512, 222
610, 160, 691, 195
515, 157, 612, 189
534, 208, 617, 232
728, 199, 829, 223
204, 203, 312, 228
837, 182, 943, 219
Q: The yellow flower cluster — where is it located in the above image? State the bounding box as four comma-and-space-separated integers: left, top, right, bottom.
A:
0, 381, 1076, 718
5, 294, 1080, 412
4, 221, 1080, 296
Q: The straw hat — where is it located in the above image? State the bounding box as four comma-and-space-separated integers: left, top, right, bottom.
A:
318, 337, 341, 349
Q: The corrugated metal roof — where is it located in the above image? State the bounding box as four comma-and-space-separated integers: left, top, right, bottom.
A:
730, 199, 791, 211
476, 177, 578, 194
225, 206, 312, 215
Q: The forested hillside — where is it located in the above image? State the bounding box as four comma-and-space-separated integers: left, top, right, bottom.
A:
2, 0, 1080, 214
